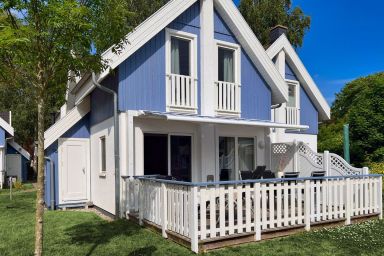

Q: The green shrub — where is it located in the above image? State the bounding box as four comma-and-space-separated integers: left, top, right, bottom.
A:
369, 162, 384, 175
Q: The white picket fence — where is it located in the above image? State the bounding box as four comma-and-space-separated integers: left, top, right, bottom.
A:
126, 175, 382, 253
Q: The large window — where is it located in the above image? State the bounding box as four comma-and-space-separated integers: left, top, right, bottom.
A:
171, 37, 190, 76
238, 138, 255, 172
218, 47, 235, 82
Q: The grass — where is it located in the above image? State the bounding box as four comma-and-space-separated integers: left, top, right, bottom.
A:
1, 190, 384, 256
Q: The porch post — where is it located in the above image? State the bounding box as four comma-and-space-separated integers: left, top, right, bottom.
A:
254, 182, 261, 241
304, 180, 311, 231
345, 178, 352, 225
293, 139, 298, 172
161, 183, 168, 238
323, 151, 330, 176
190, 186, 199, 253
138, 181, 144, 226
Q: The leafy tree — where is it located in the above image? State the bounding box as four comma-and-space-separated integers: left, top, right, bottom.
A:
318, 72, 384, 167
239, 0, 311, 48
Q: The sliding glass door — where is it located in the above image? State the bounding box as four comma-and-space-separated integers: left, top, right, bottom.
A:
219, 136, 256, 181
170, 135, 192, 182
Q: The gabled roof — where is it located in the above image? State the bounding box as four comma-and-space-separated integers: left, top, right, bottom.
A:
0, 117, 14, 136
267, 34, 331, 120
8, 140, 30, 160
74, 0, 288, 105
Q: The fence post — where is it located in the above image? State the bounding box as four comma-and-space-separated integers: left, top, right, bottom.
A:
254, 182, 261, 241
190, 186, 199, 253
323, 151, 330, 176
304, 180, 311, 231
362, 167, 369, 175
138, 181, 143, 226
345, 178, 351, 225
379, 176, 383, 220
161, 183, 168, 238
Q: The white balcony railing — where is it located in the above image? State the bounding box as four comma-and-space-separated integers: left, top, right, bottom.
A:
215, 81, 241, 114
286, 106, 300, 125
167, 74, 197, 111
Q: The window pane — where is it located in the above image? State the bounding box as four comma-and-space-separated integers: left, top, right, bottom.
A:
219, 137, 235, 181
171, 136, 192, 182
100, 137, 106, 172
238, 138, 254, 171
218, 47, 234, 82
171, 37, 190, 76
287, 84, 296, 107
144, 134, 168, 176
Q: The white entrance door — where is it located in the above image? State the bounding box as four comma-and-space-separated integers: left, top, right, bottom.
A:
59, 138, 90, 203
6, 154, 22, 180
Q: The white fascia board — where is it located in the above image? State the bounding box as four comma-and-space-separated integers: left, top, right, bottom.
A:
72, 0, 197, 102
214, 0, 288, 104
8, 140, 30, 160
0, 117, 14, 136
44, 96, 90, 149
267, 35, 331, 120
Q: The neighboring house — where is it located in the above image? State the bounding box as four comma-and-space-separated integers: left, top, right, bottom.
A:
44, 1, 379, 252
0, 112, 30, 188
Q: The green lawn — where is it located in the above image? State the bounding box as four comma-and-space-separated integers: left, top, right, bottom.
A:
1, 189, 384, 256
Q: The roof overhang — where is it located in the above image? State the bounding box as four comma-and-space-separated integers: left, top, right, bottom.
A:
8, 140, 30, 160
267, 34, 331, 120
137, 111, 309, 130
0, 117, 14, 136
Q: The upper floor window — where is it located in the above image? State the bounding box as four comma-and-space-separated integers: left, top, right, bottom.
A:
218, 47, 235, 83
166, 29, 198, 112
171, 37, 190, 76
287, 83, 297, 107
215, 40, 241, 115
285, 80, 300, 125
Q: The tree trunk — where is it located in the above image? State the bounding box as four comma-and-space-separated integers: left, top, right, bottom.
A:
34, 93, 45, 256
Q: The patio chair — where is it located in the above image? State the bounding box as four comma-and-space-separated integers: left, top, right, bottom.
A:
239, 170, 254, 180
253, 165, 266, 179
262, 170, 275, 179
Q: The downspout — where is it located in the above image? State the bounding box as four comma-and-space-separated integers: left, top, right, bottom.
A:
44, 157, 55, 210
92, 72, 121, 218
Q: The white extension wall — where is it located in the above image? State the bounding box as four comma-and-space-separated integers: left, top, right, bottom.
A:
90, 116, 116, 215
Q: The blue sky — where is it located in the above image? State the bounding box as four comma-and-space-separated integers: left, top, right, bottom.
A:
234, 0, 384, 105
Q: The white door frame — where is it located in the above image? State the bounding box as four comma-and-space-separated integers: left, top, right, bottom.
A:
58, 138, 90, 204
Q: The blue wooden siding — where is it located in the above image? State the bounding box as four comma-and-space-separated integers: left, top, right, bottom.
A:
7, 144, 29, 181
119, 2, 200, 112
91, 73, 118, 127
45, 142, 58, 208
214, 9, 271, 120
0, 127, 4, 147
285, 62, 298, 81
285, 62, 318, 134
63, 113, 90, 138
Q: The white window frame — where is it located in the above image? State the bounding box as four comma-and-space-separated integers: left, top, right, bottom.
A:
165, 28, 198, 112
215, 40, 241, 86
286, 79, 300, 108
99, 136, 107, 175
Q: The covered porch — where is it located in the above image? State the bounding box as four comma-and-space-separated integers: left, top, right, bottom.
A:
125, 174, 383, 253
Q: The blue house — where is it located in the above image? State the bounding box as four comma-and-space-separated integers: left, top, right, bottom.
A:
0, 112, 30, 188
43, 0, 371, 229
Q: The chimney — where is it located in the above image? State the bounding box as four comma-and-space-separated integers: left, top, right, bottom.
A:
269, 25, 288, 44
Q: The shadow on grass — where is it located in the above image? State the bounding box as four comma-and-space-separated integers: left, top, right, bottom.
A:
65, 219, 154, 256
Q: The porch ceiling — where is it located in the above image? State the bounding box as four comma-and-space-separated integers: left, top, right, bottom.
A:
137, 111, 309, 130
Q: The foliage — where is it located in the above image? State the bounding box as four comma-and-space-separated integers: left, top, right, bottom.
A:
13, 180, 24, 190
319, 72, 384, 166
239, 0, 311, 48
1, 190, 384, 255
368, 162, 384, 175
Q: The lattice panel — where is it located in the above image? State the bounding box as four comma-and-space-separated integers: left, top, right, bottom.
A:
271, 143, 295, 173
298, 144, 323, 166
272, 143, 289, 154
330, 154, 362, 176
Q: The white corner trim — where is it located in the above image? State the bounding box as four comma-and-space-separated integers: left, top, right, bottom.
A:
267, 34, 331, 120
8, 140, 30, 160
44, 96, 91, 149
214, 0, 288, 104
0, 117, 14, 136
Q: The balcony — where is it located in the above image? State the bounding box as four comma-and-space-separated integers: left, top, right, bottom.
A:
286, 106, 300, 125
167, 74, 197, 112
215, 81, 241, 115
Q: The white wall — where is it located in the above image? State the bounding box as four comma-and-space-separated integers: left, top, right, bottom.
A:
90, 117, 115, 215
274, 132, 317, 152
